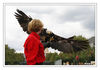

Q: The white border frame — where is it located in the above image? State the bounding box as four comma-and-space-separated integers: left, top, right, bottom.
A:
1, 2, 99, 70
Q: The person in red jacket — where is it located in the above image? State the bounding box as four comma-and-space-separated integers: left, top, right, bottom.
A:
24, 19, 46, 65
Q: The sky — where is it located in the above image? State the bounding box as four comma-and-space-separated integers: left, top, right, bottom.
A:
5, 4, 95, 53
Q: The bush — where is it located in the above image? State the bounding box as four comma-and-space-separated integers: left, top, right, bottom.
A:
5, 44, 25, 65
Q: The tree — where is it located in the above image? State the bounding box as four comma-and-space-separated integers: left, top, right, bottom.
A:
5, 44, 25, 65
73, 35, 87, 41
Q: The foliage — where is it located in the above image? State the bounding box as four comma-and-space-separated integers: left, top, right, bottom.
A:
73, 35, 87, 41
5, 44, 25, 65
45, 52, 60, 63
79, 47, 95, 62
46, 47, 95, 64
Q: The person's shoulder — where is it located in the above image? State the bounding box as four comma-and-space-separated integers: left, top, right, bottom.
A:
28, 34, 35, 39
28, 34, 39, 42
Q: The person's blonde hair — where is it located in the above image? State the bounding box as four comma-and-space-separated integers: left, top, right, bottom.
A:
28, 19, 43, 33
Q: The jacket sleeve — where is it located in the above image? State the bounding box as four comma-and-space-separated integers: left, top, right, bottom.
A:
24, 37, 39, 64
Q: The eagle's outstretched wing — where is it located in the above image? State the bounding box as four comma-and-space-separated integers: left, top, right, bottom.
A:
15, 9, 32, 34
50, 39, 89, 53
40, 29, 89, 53
14, 9, 90, 53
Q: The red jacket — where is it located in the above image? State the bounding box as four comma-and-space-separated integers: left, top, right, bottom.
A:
24, 32, 45, 65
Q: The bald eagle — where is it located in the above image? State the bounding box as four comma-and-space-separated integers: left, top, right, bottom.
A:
14, 9, 89, 53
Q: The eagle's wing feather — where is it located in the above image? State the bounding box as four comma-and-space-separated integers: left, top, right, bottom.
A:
15, 9, 32, 34
50, 39, 89, 53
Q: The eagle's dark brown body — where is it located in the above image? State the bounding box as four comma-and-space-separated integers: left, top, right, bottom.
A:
15, 9, 89, 53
